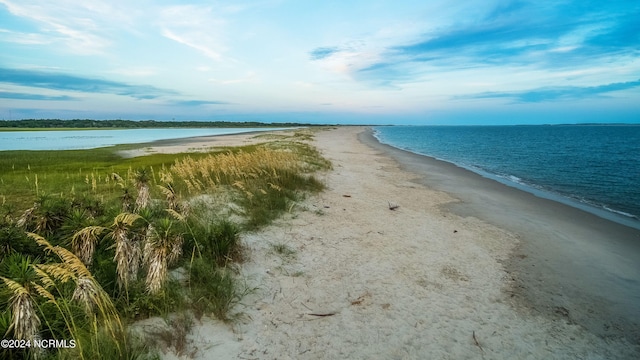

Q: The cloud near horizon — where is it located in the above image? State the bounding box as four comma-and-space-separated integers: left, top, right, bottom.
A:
168, 100, 231, 106
0, 67, 179, 100
0, 91, 77, 101
457, 79, 640, 103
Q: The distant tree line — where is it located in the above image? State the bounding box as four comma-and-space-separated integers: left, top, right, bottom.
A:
0, 119, 320, 128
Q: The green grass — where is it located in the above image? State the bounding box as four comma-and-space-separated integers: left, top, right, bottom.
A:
0, 147, 212, 210
270, 243, 296, 258
188, 258, 248, 321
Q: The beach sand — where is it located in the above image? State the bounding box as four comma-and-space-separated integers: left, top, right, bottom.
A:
153, 126, 639, 359
116, 130, 293, 158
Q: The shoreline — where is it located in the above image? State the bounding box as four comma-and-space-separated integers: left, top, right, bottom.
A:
371, 127, 640, 230
360, 127, 640, 344
0, 127, 296, 152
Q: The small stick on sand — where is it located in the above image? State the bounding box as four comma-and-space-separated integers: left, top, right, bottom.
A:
308, 312, 336, 317
472, 331, 485, 353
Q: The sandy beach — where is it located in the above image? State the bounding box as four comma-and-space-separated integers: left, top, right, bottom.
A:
150, 126, 640, 359
117, 130, 291, 158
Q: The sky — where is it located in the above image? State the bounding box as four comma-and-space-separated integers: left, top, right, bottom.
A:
0, 0, 638, 125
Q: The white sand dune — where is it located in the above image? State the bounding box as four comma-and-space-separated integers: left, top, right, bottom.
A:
157, 126, 638, 359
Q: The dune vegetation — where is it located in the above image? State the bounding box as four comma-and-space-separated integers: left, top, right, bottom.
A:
0, 130, 330, 359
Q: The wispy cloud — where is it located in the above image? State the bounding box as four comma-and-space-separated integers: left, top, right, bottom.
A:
0, 0, 128, 54
159, 5, 228, 61
0, 28, 49, 45
314, 1, 639, 89
0, 91, 77, 101
309, 47, 340, 60
459, 79, 640, 103
0, 68, 179, 99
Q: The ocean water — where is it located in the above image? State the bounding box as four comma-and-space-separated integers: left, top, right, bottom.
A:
0, 127, 290, 151
373, 125, 640, 224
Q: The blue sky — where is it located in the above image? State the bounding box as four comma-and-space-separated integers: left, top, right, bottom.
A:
0, 0, 638, 125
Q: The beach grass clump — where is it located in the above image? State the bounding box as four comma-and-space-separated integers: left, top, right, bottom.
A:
0, 234, 140, 360
187, 257, 246, 321
184, 217, 241, 267
171, 142, 328, 228
270, 243, 296, 258
116, 277, 186, 321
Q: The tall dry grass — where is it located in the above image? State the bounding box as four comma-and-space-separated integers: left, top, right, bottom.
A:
170, 144, 327, 227
171, 147, 302, 194
29, 233, 122, 326
0, 234, 129, 359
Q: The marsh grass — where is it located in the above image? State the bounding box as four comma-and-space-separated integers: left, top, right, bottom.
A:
0, 147, 211, 210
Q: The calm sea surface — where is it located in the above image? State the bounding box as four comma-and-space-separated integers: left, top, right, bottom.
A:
374, 125, 640, 223
0, 128, 290, 151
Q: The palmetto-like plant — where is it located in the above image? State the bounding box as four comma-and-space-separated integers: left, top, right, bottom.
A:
133, 168, 151, 212
72, 225, 107, 266
0, 254, 40, 342
16, 195, 69, 235
120, 188, 134, 213
108, 213, 142, 290
144, 218, 183, 294
2, 278, 41, 346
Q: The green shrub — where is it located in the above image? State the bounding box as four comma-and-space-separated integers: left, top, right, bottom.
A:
188, 258, 241, 321
116, 279, 185, 320
185, 219, 240, 266
0, 223, 42, 260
